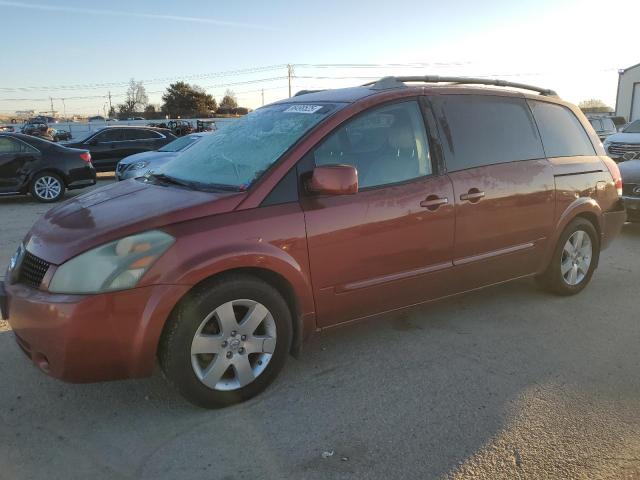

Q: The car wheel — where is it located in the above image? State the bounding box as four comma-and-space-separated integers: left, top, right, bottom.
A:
30, 172, 65, 203
159, 274, 293, 408
536, 218, 599, 296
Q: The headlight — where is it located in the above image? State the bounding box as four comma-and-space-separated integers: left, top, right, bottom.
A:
49, 230, 174, 294
130, 161, 150, 170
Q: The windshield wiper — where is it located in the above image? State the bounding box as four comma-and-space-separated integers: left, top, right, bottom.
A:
146, 173, 196, 189
146, 173, 243, 192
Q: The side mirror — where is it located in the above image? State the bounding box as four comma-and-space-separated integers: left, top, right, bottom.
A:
307, 164, 358, 195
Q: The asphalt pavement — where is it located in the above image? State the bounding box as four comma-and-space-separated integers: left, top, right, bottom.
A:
1, 180, 639, 479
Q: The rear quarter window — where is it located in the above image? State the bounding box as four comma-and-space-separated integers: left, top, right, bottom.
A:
432, 94, 544, 172
529, 101, 595, 157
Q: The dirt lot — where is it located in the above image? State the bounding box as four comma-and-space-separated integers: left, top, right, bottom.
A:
1, 181, 639, 479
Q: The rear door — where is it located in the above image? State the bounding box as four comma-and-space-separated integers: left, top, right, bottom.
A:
301, 99, 456, 326
430, 93, 555, 290
121, 129, 164, 157
87, 129, 124, 170
0, 137, 40, 193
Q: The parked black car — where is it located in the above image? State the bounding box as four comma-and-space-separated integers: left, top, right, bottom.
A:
0, 133, 96, 203
619, 158, 640, 222
64, 126, 176, 171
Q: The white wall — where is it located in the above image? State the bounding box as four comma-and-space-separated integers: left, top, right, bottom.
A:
616, 65, 640, 122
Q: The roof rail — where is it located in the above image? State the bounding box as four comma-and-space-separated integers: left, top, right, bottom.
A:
294, 89, 325, 97
363, 76, 558, 97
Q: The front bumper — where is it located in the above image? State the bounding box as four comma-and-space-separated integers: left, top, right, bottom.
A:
3, 281, 189, 383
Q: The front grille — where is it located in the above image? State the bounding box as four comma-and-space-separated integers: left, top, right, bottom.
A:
608, 142, 640, 156
623, 183, 639, 197
18, 251, 50, 289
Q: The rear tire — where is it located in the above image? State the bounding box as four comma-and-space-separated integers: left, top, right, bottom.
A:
30, 172, 65, 203
159, 274, 292, 408
536, 218, 599, 296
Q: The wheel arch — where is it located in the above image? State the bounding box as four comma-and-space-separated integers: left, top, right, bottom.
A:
158, 265, 311, 360
543, 198, 603, 272
29, 167, 70, 187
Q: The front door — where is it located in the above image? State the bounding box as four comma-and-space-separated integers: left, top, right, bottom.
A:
301, 100, 456, 327
430, 93, 555, 290
0, 137, 40, 193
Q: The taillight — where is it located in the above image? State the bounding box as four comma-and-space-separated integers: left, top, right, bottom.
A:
602, 156, 622, 196
80, 152, 91, 163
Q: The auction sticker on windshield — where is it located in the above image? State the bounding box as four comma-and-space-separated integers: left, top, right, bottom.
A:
284, 104, 324, 114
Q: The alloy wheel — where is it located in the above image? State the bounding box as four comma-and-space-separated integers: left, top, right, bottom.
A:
560, 230, 592, 286
34, 176, 62, 200
191, 299, 277, 391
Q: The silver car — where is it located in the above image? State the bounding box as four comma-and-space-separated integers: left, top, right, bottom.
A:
603, 119, 640, 162
115, 132, 212, 181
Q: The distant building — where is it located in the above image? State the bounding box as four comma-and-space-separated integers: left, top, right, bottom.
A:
15, 110, 36, 119
615, 62, 640, 122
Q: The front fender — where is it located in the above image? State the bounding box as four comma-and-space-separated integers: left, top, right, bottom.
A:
140, 203, 317, 348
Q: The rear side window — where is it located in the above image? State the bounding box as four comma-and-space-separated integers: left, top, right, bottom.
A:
432, 95, 544, 172
0, 137, 22, 153
0, 137, 37, 153
123, 129, 161, 140
529, 101, 595, 157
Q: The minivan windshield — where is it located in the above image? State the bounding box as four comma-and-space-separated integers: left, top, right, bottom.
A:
623, 120, 640, 133
158, 135, 200, 152
157, 103, 341, 190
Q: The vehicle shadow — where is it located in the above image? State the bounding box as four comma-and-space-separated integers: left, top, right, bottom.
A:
1, 271, 638, 479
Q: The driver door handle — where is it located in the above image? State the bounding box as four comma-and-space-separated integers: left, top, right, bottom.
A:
460, 190, 485, 202
420, 196, 448, 211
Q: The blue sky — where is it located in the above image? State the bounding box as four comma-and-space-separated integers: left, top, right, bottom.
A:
1, 0, 638, 116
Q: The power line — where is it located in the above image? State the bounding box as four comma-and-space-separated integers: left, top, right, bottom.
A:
0, 64, 288, 92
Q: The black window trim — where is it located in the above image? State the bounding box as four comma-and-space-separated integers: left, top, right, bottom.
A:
304, 97, 440, 194
85, 128, 166, 144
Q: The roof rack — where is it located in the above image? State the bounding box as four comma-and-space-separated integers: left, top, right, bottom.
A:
362, 76, 558, 97
294, 89, 325, 97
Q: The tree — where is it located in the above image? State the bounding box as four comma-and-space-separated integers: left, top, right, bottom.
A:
107, 106, 116, 119
579, 98, 612, 113
117, 78, 149, 117
162, 81, 217, 118
219, 89, 238, 110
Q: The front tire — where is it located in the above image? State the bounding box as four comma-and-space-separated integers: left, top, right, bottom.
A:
159, 274, 293, 408
536, 218, 599, 296
30, 172, 65, 203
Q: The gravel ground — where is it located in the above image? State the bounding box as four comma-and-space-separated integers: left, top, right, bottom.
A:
0, 180, 639, 479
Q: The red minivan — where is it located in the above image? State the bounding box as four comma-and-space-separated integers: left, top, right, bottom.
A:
0, 77, 626, 408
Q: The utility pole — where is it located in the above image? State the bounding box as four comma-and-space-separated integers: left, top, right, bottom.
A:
261, 88, 265, 106
108, 91, 112, 114
50, 96, 54, 117
287, 64, 293, 98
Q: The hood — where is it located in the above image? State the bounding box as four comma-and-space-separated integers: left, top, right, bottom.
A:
605, 132, 640, 144
118, 150, 178, 165
619, 159, 640, 184
25, 179, 245, 265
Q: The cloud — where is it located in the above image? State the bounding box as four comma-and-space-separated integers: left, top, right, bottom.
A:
0, 0, 276, 31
